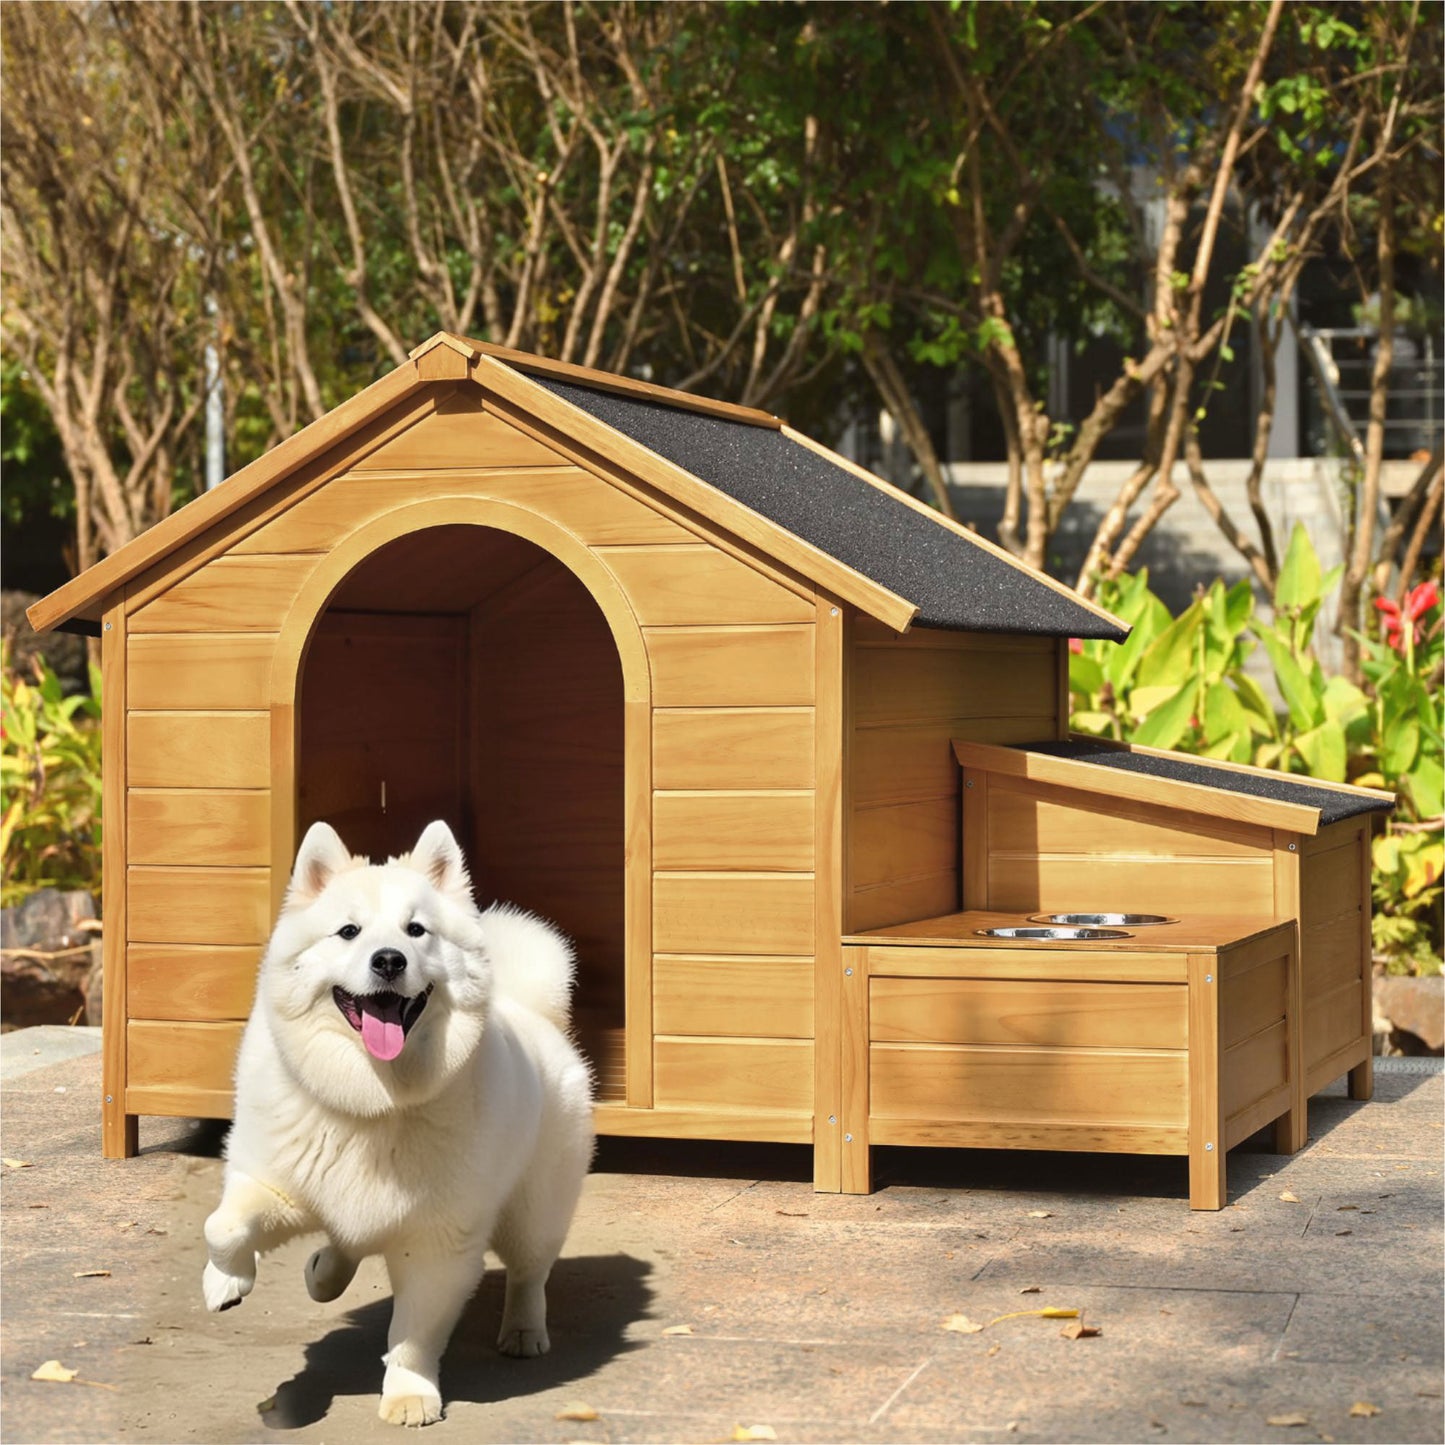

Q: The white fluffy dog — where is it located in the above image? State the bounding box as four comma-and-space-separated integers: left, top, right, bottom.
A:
201, 820, 594, 1426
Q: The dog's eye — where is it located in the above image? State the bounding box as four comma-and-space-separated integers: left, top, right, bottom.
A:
337, 924, 361, 941
405, 922, 427, 939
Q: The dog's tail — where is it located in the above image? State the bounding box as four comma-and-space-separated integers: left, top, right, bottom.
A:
479, 903, 576, 1031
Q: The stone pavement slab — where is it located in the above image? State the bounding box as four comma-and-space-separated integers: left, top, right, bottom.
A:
1, 1040, 1440, 1445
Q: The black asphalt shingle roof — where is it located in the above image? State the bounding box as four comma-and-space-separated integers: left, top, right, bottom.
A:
1015, 739, 1393, 826
536, 377, 1128, 641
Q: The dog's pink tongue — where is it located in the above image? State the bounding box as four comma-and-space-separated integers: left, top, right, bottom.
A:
360, 999, 406, 1062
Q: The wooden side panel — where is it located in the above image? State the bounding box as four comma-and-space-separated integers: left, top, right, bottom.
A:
975, 776, 1277, 915
126, 946, 260, 1021
653, 1037, 813, 1114
646, 625, 815, 707
653, 873, 815, 955
846, 628, 1062, 934
127, 1020, 242, 1105
128, 634, 274, 710
653, 956, 814, 1038
652, 792, 813, 871
870, 977, 1187, 1050
653, 709, 814, 790
599, 545, 813, 625
129, 555, 317, 633
233, 467, 695, 554
128, 790, 271, 867
127, 868, 272, 946
351, 399, 564, 470
128, 713, 270, 789
870, 1044, 1187, 1128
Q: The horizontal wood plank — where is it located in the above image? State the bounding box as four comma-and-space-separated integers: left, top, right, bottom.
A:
128, 712, 270, 789
870, 1043, 1187, 1128
1221, 954, 1288, 1051
126, 945, 260, 1020
592, 1103, 811, 1144
129, 554, 317, 633
1305, 980, 1367, 1068
652, 708, 814, 790
853, 645, 1057, 728
846, 871, 961, 935
352, 398, 564, 470
233, 466, 695, 553
652, 791, 814, 871
850, 798, 958, 892
653, 955, 814, 1038
599, 545, 813, 625
128, 867, 272, 946
128, 634, 276, 710
862, 944, 1188, 984
870, 1116, 1186, 1154
1300, 917, 1366, 995
653, 872, 815, 955
646, 625, 814, 707
986, 855, 1277, 917
870, 977, 1187, 1050
1301, 839, 1367, 927
1220, 1018, 1290, 1121
654, 1037, 813, 1113
127, 1019, 244, 1096
128, 789, 271, 867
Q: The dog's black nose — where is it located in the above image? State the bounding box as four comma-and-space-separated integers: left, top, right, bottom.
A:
370, 948, 406, 983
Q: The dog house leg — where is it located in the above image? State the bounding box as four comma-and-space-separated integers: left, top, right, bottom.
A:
1187, 955, 1226, 1210
1348, 1056, 1373, 1101
840, 946, 872, 1194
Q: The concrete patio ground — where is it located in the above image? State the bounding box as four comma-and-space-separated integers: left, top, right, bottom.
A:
1, 1028, 1441, 1445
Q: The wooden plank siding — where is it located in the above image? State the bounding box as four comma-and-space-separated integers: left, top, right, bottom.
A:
845, 622, 1064, 933
116, 390, 828, 1142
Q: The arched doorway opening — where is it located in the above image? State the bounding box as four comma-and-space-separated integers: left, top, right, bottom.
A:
293, 522, 627, 1099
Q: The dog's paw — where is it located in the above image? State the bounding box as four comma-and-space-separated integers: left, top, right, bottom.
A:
380, 1362, 442, 1427
304, 1245, 357, 1303
202, 1259, 254, 1313
497, 1326, 550, 1358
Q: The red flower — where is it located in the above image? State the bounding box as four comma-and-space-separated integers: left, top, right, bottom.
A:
1375, 581, 1440, 651
1068, 637, 1083, 654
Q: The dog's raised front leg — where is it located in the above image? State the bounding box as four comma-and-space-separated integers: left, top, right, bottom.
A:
304, 1241, 360, 1302
202, 1171, 314, 1312
379, 1241, 488, 1427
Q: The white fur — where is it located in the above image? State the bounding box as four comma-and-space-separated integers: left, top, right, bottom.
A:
203, 821, 594, 1427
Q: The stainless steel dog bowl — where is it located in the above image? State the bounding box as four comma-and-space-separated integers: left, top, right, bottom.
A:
974, 925, 1133, 941
1027, 912, 1178, 928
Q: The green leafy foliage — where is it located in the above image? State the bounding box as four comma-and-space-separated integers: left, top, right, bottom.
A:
1, 646, 103, 908
1071, 529, 1442, 974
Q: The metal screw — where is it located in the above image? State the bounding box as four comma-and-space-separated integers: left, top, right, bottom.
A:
828, 1115, 836, 1125
1205, 973, 1214, 984
965, 779, 974, 789
105, 1094, 113, 1103
844, 966, 854, 977
103, 622, 113, 632
1288, 842, 1297, 852
829, 607, 839, 617
844, 1133, 854, 1143
1205, 1142, 1215, 1152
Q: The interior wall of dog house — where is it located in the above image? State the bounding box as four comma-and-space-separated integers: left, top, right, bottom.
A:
106, 381, 1070, 1144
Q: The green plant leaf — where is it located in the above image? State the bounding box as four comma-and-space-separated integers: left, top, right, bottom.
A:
1135, 598, 1203, 691
1293, 720, 1347, 783
1132, 681, 1198, 749
1274, 523, 1323, 612
1202, 681, 1252, 744
1403, 754, 1443, 820
1068, 652, 1105, 698
1255, 629, 1324, 730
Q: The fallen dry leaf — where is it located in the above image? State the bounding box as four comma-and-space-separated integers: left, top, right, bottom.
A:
1279, 1191, 1302, 1204
989, 1307, 1079, 1324
661, 1324, 693, 1337
72, 1270, 111, 1279
1337, 1204, 1358, 1212
555, 1403, 600, 1422
731, 1427, 777, 1442
1019, 1286, 1041, 1295
1349, 1402, 1381, 1418
986, 1343, 1001, 1357
1265, 1411, 1310, 1427
1026, 1209, 1053, 1218
4, 1159, 35, 1170
257, 1396, 277, 1414
774, 1210, 808, 1218
1060, 1320, 1102, 1340
942, 1313, 986, 1334
31, 1361, 77, 1383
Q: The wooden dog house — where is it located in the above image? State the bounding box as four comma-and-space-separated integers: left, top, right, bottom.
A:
29, 332, 1394, 1205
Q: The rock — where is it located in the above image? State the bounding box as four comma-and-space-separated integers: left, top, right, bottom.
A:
1374, 973, 1444, 1053
0, 889, 101, 1028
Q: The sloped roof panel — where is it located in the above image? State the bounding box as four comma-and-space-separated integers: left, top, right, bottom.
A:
537, 377, 1128, 640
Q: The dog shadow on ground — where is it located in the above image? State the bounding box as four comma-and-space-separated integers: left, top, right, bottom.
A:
261, 1251, 653, 1429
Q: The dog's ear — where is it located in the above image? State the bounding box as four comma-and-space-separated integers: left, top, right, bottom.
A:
409, 820, 472, 901
287, 821, 352, 907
